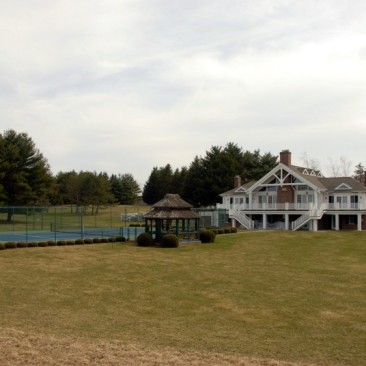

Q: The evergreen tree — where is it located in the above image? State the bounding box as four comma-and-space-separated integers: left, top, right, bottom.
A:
0, 130, 53, 220
142, 164, 176, 204
110, 173, 141, 204
354, 163, 365, 184
142, 167, 161, 204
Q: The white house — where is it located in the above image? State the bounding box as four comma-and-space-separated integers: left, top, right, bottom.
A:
217, 150, 366, 231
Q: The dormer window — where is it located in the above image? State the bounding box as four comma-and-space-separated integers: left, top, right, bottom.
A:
235, 187, 246, 193
335, 183, 352, 190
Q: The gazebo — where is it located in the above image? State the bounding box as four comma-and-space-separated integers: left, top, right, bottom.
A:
144, 194, 200, 243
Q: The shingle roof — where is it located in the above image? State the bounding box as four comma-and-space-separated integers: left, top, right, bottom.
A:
220, 181, 256, 196
152, 193, 193, 208
221, 165, 366, 195
291, 166, 366, 192
318, 177, 366, 192
144, 194, 200, 220
290, 165, 328, 190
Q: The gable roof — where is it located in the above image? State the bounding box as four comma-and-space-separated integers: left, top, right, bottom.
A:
289, 165, 328, 190
318, 177, 366, 192
220, 162, 366, 197
247, 163, 327, 192
220, 181, 256, 196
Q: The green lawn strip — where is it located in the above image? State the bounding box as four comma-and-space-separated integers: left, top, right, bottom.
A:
0, 231, 365, 365
0, 204, 149, 233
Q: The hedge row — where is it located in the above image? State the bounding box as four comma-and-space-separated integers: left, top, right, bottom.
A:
0, 236, 127, 250
208, 227, 237, 235
136, 232, 180, 248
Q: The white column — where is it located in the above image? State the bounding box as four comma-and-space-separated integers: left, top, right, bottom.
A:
312, 219, 318, 231
335, 214, 340, 230
249, 193, 253, 209
357, 214, 362, 231
263, 214, 267, 230
285, 214, 289, 230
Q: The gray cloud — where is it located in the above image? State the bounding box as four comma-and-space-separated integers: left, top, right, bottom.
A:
1, 0, 366, 184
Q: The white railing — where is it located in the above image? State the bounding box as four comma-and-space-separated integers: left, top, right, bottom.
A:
217, 202, 366, 211
292, 203, 326, 231
229, 210, 254, 229
292, 214, 310, 231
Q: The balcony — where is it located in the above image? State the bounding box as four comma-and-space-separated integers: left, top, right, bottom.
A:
217, 202, 366, 211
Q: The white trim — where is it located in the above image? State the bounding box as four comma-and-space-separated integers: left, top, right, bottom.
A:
335, 183, 352, 190
248, 163, 322, 193
235, 187, 246, 193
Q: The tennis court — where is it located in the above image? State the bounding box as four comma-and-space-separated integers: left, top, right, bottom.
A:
0, 227, 146, 243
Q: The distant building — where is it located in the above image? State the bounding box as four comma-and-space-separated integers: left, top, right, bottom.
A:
218, 150, 366, 231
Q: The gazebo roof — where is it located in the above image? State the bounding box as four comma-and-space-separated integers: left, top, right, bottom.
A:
144, 194, 200, 220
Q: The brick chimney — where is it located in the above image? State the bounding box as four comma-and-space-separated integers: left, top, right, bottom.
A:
234, 175, 241, 188
279, 150, 291, 166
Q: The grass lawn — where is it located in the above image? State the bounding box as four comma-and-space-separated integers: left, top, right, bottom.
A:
0, 231, 365, 365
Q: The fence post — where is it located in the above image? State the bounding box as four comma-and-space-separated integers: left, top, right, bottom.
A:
26, 207, 28, 243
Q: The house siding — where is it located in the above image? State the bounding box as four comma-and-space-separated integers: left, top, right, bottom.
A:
218, 151, 366, 232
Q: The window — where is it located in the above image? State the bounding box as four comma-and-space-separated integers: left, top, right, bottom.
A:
351, 195, 358, 208
336, 196, 348, 208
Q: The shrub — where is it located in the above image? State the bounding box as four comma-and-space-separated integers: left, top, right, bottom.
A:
17, 242, 28, 248
93, 238, 101, 243
47, 240, 57, 246
38, 242, 48, 247
100, 238, 109, 243
224, 228, 231, 234
0, 243, 5, 250
28, 242, 39, 248
200, 230, 216, 243
75, 239, 84, 245
67, 240, 76, 245
83, 238, 93, 244
231, 227, 238, 233
116, 236, 126, 242
108, 237, 116, 243
161, 234, 179, 248
218, 229, 225, 235
57, 240, 66, 246
136, 232, 153, 247
5, 242, 17, 249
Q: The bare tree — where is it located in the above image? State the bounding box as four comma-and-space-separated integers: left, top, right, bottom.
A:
328, 156, 352, 177
301, 152, 321, 171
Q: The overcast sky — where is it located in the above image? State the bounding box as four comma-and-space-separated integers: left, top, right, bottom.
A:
1, 0, 365, 185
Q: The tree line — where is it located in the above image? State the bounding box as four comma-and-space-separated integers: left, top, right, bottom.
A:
0, 130, 140, 220
142, 143, 278, 206
1, 129, 365, 220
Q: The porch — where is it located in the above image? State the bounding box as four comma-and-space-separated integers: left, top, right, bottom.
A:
217, 202, 366, 211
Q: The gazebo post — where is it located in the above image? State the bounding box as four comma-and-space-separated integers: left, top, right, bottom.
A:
156, 219, 162, 242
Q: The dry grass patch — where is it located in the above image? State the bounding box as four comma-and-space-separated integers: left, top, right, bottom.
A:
0, 328, 312, 366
